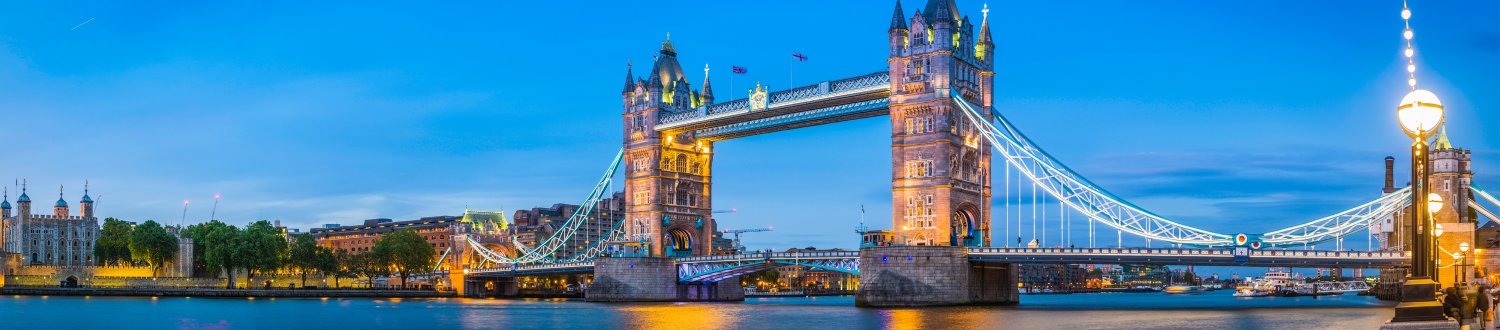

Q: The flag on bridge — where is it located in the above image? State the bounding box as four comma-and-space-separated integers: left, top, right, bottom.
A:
792, 53, 807, 61
732, 66, 747, 74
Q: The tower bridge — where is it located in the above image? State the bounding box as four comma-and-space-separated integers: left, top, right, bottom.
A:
451, 0, 1500, 306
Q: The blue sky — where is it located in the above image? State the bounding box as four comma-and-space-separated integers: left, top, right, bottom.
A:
0, 1, 1495, 259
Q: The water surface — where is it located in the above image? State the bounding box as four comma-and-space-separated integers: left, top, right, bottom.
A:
0, 290, 1395, 329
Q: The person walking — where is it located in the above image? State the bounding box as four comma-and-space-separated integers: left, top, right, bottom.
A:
1477, 284, 1491, 330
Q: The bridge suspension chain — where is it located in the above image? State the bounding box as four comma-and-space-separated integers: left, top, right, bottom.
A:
466, 148, 625, 265
954, 96, 1414, 247
1257, 187, 1409, 247
953, 95, 1231, 246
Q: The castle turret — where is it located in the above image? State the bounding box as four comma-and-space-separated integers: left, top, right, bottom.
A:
17, 180, 31, 217
80, 181, 94, 219
2, 187, 11, 218
54, 185, 69, 218
889, 0, 910, 56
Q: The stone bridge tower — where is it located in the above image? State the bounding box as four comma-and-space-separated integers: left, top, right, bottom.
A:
621, 38, 717, 257
887, 0, 994, 247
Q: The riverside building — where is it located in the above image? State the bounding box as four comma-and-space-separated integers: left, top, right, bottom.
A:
0, 182, 99, 267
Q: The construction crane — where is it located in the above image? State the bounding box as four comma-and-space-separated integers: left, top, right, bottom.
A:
722, 226, 772, 254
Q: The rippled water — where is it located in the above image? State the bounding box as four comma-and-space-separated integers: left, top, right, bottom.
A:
0, 290, 1394, 329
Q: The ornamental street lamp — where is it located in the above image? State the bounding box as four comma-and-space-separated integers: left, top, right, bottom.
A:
1389, 88, 1450, 324
1460, 242, 1471, 285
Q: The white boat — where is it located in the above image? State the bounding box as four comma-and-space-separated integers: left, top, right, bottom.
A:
1234, 268, 1303, 297
1233, 285, 1269, 297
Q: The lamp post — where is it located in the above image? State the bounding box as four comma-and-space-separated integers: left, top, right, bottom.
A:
1389, 88, 1450, 324
1460, 242, 1470, 286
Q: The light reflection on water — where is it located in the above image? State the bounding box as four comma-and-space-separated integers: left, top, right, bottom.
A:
0, 290, 1394, 329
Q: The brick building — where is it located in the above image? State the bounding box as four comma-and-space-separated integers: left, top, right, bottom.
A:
311, 216, 462, 256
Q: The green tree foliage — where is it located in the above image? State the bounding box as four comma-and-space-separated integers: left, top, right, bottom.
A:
127, 220, 179, 277
350, 250, 391, 288
203, 224, 243, 289
319, 247, 348, 288
182, 220, 232, 276
94, 218, 133, 266
373, 230, 435, 289
240, 220, 288, 286
288, 234, 321, 287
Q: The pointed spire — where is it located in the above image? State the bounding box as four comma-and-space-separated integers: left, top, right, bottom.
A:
17, 179, 28, 203
889, 0, 908, 31
701, 64, 714, 100
1434, 127, 1454, 150
2, 186, 10, 210
622, 61, 635, 94
81, 179, 92, 203
56, 184, 67, 208
647, 55, 663, 90
923, 0, 959, 24
979, 3, 993, 45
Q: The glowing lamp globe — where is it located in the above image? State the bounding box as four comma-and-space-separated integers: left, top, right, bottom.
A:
1454, 252, 1463, 260
1435, 223, 1444, 237
1397, 89, 1445, 138
1461, 242, 1470, 252
1428, 192, 1444, 213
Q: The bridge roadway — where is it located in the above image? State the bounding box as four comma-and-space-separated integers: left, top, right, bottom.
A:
467, 248, 1406, 280
653, 71, 890, 141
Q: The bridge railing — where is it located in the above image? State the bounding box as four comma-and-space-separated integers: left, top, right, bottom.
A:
469, 261, 596, 274
656, 71, 889, 129
676, 251, 860, 264
966, 247, 1405, 259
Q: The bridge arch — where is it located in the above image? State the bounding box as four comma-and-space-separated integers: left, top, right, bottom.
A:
667, 227, 694, 257
953, 203, 983, 247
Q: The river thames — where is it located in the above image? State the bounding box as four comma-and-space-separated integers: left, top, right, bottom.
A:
1, 290, 1393, 329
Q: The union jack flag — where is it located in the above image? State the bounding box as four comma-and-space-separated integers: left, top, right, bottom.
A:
792, 53, 807, 61
732, 66, 747, 74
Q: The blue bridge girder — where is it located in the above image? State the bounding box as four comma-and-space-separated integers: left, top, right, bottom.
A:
654, 71, 890, 140
965, 247, 1408, 268
676, 251, 861, 283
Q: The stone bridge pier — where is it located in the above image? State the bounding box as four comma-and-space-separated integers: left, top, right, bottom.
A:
856, 246, 1018, 307
464, 276, 519, 298
585, 256, 743, 302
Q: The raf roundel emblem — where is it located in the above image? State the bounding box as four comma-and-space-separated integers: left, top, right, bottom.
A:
1236, 234, 1248, 245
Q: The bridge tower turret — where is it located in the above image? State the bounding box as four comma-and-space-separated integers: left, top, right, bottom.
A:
887, 0, 993, 247
622, 37, 717, 257
1429, 129, 1474, 288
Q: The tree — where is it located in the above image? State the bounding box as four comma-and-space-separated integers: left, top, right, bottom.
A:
182, 220, 233, 277
203, 224, 243, 289
374, 230, 436, 289
94, 218, 133, 266
350, 250, 391, 288
240, 220, 288, 287
321, 247, 350, 288
288, 234, 321, 287
128, 220, 180, 277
